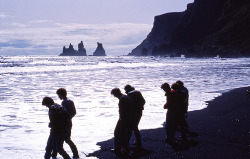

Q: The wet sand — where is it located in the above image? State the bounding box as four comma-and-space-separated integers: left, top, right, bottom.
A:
88, 86, 250, 159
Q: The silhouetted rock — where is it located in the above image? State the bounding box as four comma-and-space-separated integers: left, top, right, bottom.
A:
93, 42, 106, 56
129, 0, 250, 57
60, 41, 87, 56
77, 41, 87, 56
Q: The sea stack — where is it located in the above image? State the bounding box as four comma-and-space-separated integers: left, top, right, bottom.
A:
77, 41, 87, 56
93, 42, 106, 56
60, 41, 87, 56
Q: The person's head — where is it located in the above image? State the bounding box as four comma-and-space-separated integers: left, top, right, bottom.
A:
124, 84, 135, 94
56, 88, 67, 100
176, 80, 184, 87
161, 82, 171, 92
111, 88, 122, 98
171, 83, 181, 91
42, 97, 54, 107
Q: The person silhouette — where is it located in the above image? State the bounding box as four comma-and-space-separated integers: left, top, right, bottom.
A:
176, 80, 189, 141
161, 82, 175, 143
176, 80, 189, 116
111, 88, 131, 156
42, 97, 71, 159
124, 84, 145, 148
52, 88, 79, 159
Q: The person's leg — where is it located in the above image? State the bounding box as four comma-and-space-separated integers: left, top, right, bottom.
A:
166, 112, 176, 143
65, 124, 79, 158
133, 112, 142, 146
125, 124, 132, 147
51, 147, 57, 158
124, 127, 132, 149
120, 124, 130, 156
44, 133, 56, 159
56, 133, 71, 159
183, 116, 189, 132
179, 116, 187, 142
122, 118, 132, 149
114, 120, 122, 153
165, 113, 168, 138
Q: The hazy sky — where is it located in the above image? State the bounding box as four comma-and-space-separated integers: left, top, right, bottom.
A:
0, 0, 193, 56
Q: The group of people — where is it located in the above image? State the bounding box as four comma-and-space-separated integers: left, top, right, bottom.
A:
41, 81, 189, 159
42, 88, 79, 159
111, 84, 146, 157
110, 81, 189, 157
161, 80, 189, 144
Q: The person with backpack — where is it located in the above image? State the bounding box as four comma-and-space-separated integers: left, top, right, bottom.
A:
52, 88, 79, 159
124, 84, 146, 148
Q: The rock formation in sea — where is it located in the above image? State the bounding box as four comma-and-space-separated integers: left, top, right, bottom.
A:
60, 41, 87, 56
93, 42, 106, 56
129, 0, 250, 57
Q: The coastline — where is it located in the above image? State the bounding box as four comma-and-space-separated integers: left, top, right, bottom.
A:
88, 86, 250, 158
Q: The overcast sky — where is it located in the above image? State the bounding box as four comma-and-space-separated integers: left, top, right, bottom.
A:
0, 0, 193, 56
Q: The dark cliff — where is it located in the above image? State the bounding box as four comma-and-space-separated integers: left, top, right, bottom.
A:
129, 0, 250, 57
129, 12, 184, 56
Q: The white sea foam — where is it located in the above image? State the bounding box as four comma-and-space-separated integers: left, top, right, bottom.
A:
0, 56, 249, 158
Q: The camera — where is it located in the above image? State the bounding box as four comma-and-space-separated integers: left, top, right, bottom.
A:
247, 90, 250, 97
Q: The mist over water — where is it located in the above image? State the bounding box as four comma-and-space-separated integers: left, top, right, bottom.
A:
0, 55, 249, 158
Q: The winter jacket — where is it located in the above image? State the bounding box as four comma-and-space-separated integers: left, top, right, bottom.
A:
48, 104, 70, 134
127, 90, 146, 112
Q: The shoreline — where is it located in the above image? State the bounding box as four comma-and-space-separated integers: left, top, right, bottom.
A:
88, 86, 250, 158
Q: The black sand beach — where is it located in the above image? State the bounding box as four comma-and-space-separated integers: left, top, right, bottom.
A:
88, 86, 250, 159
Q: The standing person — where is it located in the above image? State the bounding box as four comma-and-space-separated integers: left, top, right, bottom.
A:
124, 84, 145, 148
171, 83, 187, 142
161, 82, 176, 143
42, 97, 71, 159
176, 80, 189, 114
176, 80, 189, 141
52, 88, 79, 159
111, 88, 131, 156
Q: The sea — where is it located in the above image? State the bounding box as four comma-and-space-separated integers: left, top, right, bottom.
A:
0, 55, 249, 159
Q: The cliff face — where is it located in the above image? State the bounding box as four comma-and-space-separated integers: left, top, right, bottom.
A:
129, 12, 184, 56
129, 0, 250, 57
187, 0, 250, 57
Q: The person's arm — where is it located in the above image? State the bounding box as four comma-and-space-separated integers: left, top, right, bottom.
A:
164, 92, 174, 110
49, 110, 56, 129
